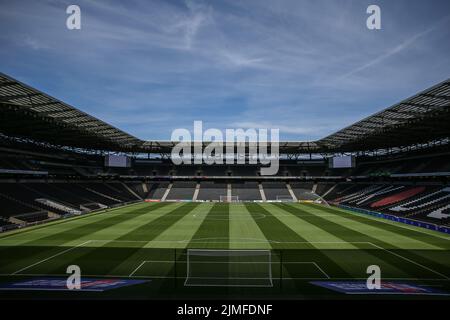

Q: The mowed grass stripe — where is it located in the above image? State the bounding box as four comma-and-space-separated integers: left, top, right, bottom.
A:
111, 203, 215, 277
303, 204, 442, 250
11, 202, 170, 246
264, 203, 358, 249
245, 203, 351, 278
187, 203, 229, 249
127, 204, 222, 280
0, 203, 171, 273
113, 202, 201, 242
278, 203, 449, 279
0, 202, 146, 242
144, 203, 214, 249
304, 203, 450, 275
309, 203, 450, 249
24, 203, 200, 276
65, 203, 184, 243
275, 203, 411, 278
229, 204, 270, 249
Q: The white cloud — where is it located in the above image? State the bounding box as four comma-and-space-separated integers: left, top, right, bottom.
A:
23, 36, 48, 50
339, 15, 450, 79
219, 51, 266, 68
2, 0, 450, 141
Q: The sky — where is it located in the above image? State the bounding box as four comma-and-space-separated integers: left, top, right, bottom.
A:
1, 0, 450, 141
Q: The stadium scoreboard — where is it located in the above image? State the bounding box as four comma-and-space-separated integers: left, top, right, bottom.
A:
104, 154, 131, 168
329, 156, 356, 168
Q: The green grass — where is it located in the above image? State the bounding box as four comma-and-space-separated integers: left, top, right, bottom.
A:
0, 202, 449, 299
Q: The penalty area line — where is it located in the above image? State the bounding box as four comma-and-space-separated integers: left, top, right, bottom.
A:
1, 273, 449, 281
366, 242, 449, 280
129, 261, 148, 277
11, 240, 92, 275
282, 261, 330, 279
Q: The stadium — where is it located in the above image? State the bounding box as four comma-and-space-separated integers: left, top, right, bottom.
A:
1, 0, 450, 306
0, 72, 449, 300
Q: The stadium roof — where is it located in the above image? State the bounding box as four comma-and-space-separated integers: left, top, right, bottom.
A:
0, 72, 144, 152
140, 140, 320, 155
317, 78, 450, 152
1, 72, 449, 154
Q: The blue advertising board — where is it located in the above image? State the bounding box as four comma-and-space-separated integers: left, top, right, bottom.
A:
338, 205, 450, 234
0, 277, 149, 292
311, 281, 449, 295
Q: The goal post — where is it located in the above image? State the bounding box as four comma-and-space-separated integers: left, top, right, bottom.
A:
184, 249, 273, 287
219, 195, 239, 203
276, 195, 295, 202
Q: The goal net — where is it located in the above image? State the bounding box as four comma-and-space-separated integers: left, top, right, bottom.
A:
219, 195, 239, 203
184, 249, 273, 287
276, 195, 295, 202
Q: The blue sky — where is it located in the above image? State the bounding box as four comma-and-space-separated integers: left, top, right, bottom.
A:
1, 0, 450, 141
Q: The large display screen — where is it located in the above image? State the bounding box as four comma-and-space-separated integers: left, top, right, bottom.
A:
329, 156, 355, 168
104, 155, 131, 168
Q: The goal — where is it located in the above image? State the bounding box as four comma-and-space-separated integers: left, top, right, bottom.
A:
276, 195, 295, 202
219, 195, 239, 202
184, 249, 273, 287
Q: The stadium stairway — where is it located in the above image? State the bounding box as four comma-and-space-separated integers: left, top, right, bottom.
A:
197, 182, 227, 201
230, 182, 261, 201
123, 182, 146, 199
286, 183, 298, 201
262, 182, 291, 200
258, 183, 267, 201
320, 184, 337, 199
161, 183, 173, 201
166, 182, 196, 200
121, 182, 143, 200
84, 187, 122, 203
290, 183, 319, 201
192, 183, 200, 201
142, 182, 148, 195
227, 183, 232, 200
147, 182, 170, 200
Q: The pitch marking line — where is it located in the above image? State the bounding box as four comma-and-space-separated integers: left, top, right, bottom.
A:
12, 240, 92, 275
8, 240, 448, 280
282, 262, 331, 279
128, 260, 327, 280
129, 261, 149, 277
89, 239, 187, 243
317, 205, 450, 241
2, 273, 449, 281
2, 239, 386, 245
366, 242, 449, 280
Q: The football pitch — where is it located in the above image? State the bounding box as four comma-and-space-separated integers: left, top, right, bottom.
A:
1, 202, 449, 299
